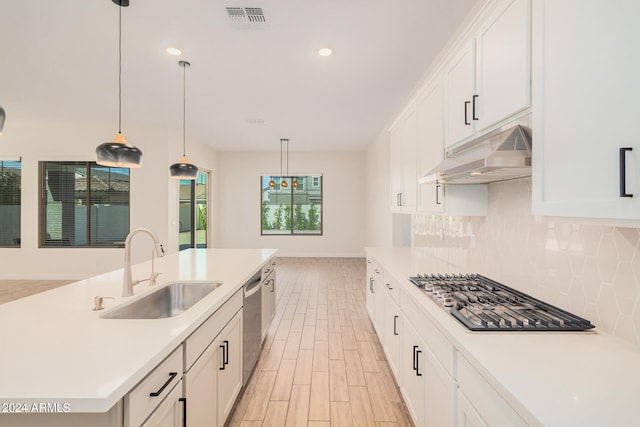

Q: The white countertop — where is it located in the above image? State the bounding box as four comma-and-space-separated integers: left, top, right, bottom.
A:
366, 247, 640, 427
0, 248, 277, 413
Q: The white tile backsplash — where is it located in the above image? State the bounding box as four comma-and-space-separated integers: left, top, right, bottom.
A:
413, 177, 640, 347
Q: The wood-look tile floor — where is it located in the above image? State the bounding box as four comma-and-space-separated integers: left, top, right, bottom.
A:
0, 280, 72, 305
228, 257, 414, 427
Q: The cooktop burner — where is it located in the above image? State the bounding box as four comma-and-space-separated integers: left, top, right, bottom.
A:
409, 274, 595, 331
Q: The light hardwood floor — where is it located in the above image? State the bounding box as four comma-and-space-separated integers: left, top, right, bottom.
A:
0, 280, 72, 305
228, 257, 414, 427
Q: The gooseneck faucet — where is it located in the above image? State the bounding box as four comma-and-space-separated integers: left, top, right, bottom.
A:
122, 228, 165, 297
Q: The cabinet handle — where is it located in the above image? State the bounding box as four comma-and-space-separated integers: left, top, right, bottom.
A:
271, 278, 275, 292
179, 397, 187, 427
149, 372, 177, 397
369, 278, 374, 293
220, 340, 229, 370
393, 315, 399, 335
386, 283, 393, 290
620, 147, 633, 197
435, 184, 442, 205
412, 345, 419, 371
415, 350, 423, 376
263, 268, 271, 275
472, 95, 479, 121
464, 101, 471, 125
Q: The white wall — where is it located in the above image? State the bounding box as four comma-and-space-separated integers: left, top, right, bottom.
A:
364, 131, 393, 248
0, 117, 217, 279
216, 151, 365, 257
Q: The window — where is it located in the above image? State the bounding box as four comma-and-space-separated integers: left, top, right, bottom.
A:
39, 161, 130, 247
179, 171, 208, 251
0, 160, 21, 247
261, 175, 322, 235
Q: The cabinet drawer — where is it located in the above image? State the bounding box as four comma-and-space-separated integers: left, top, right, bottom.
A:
261, 258, 276, 281
457, 354, 527, 427
141, 379, 184, 427
401, 293, 455, 377
185, 288, 242, 370
125, 345, 183, 427
382, 275, 401, 305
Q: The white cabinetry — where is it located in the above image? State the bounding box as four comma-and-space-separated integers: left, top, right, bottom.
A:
261, 260, 277, 341
532, 0, 640, 220
379, 276, 402, 379
416, 79, 446, 214
415, 79, 488, 216
445, 0, 531, 149
183, 290, 243, 427
390, 108, 417, 212
125, 346, 184, 427
457, 354, 527, 427
402, 293, 456, 427
365, 258, 383, 323
141, 382, 185, 427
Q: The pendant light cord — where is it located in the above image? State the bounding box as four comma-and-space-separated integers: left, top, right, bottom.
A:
182, 62, 186, 156
118, 4, 122, 134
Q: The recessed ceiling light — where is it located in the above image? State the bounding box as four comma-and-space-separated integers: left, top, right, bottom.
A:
318, 48, 333, 57
165, 47, 183, 56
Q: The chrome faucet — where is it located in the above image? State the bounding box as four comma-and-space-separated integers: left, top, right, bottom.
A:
122, 228, 165, 297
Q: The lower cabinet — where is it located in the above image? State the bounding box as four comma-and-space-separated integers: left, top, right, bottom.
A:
401, 319, 427, 426
125, 346, 184, 427
456, 354, 527, 427
141, 381, 185, 427
261, 261, 276, 341
184, 309, 243, 427
366, 254, 525, 427
456, 390, 486, 427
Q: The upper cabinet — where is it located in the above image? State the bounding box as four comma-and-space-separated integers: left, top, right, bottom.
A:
416, 80, 446, 214
531, 0, 640, 220
444, 0, 531, 149
390, 108, 417, 213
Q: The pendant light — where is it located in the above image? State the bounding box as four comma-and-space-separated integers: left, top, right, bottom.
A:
169, 60, 198, 180
280, 139, 288, 188
96, 0, 142, 168
0, 106, 5, 135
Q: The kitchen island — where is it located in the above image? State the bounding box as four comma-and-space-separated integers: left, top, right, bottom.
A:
0, 248, 276, 426
366, 247, 640, 427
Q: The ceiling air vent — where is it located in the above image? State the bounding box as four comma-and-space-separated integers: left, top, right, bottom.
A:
226, 7, 268, 29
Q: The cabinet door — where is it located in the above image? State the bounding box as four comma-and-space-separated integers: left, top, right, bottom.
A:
390, 124, 404, 210
424, 349, 455, 427
365, 259, 382, 321
456, 390, 487, 427
381, 293, 401, 379
142, 381, 185, 427
390, 108, 417, 212
532, 0, 640, 220
261, 276, 272, 341
184, 339, 218, 426
402, 109, 418, 211
417, 79, 446, 213
476, 0, 531, 131
401, 319, 426, 427
216, 310, 243, 427
444, 39, 475, 147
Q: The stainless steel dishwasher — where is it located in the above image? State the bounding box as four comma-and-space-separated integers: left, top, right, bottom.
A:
242, 270, 262, 386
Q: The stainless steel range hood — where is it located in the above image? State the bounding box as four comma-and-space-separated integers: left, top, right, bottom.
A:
420, 116, 532, 185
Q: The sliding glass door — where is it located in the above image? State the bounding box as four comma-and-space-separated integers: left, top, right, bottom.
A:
179, 171, 208, 251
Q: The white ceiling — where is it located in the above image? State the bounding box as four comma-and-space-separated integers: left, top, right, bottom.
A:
1, 0, 477, 152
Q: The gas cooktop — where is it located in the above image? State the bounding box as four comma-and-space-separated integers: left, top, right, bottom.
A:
408, 274, 595, 331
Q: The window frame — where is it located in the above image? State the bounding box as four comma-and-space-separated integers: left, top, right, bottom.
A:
0, 159, 22, 248
260, 175, 323, 236
39, 161, 130, 248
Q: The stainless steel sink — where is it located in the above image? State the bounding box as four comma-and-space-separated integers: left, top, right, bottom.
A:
101, 282, 221, 319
